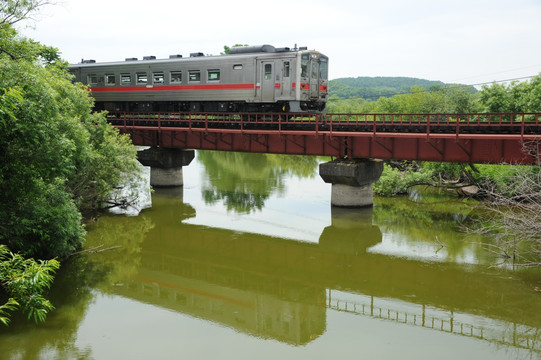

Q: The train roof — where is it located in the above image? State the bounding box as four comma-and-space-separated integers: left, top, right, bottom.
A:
69, 45, 323, 69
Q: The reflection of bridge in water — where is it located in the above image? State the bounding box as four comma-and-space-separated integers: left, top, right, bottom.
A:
329, 292, 540, 353
113, 191, 541, 351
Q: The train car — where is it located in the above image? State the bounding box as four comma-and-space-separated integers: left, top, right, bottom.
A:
68, 45, 328, 113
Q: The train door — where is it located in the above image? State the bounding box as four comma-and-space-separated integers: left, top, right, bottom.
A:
281, 60, 291, 98
260, 60, 275, 102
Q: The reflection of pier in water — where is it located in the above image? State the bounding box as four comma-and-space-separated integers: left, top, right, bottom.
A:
114, 192, 541, 350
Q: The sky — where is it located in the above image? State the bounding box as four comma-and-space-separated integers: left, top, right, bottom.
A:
19, 0, 541, 85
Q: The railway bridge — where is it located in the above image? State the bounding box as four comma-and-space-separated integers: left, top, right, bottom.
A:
110, 111, 541, 206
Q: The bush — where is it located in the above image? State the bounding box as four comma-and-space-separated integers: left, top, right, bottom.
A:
374, 163, 432, 196
0, 245, 60, 325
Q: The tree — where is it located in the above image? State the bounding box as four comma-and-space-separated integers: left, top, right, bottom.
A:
222, 44, 248, 55
0, 5, 140, 259
0, 0, 141, 325
0, 0, 53, 26
478, 74, 541, 113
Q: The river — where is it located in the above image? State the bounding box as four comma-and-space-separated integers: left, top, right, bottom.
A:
1, 150, 540, 360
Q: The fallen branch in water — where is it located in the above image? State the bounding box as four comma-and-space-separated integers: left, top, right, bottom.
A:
70, 244, 121, 257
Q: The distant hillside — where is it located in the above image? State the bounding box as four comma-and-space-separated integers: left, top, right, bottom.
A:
329, 76, 464, 99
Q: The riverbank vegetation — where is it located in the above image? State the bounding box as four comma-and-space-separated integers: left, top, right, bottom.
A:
0, 1, 140, 324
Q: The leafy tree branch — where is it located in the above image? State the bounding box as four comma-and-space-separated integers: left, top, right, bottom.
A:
0, 0, 54, 26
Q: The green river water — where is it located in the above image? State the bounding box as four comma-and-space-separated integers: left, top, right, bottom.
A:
1, 150, 540, 359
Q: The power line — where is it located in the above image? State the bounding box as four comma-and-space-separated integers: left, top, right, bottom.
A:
466, 75, 537, 88
448, 65, 541, 83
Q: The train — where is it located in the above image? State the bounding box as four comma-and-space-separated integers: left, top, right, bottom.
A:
68, 45, 328, 113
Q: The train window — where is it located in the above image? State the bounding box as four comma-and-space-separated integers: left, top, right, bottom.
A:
311, 62, 318, 79
233, 64, 243, 70
284, 62, 290, 77
87, 74, 98, 85
208, 70, 220, 81
320, 57, 328, 79
264, 64, 272, 80
136, 73, 147, 84
153, 72, 164, 84
189, 71, 201, 82
301, 55, 309, 78
170, 71, 182, 83
121, 73, 131, 85
105, 74, 116, 85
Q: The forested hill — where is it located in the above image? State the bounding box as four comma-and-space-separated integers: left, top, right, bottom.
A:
329, 76, 451, 99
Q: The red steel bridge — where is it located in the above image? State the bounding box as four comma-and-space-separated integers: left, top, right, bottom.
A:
109, 112, 541, 165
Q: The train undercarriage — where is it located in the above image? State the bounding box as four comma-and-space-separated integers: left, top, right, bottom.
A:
94, 101, 325, 113
95, 100, 326, 114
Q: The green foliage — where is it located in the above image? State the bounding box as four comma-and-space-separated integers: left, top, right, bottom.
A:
326, 96, 375, 113
222, 44, 248, 55
422, 162, 463, 180
0, 244, 60, 325
0, 23, 60, 64
374, 163, 432, 196
473, 164, 540, 197
0, 0, 51, 26
0, 298, 18, 326
0, 23, 140, 259
478, 74, 541, 112
478, 83, 513, 113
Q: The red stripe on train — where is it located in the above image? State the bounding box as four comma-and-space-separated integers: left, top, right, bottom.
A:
90, 83, 256, 92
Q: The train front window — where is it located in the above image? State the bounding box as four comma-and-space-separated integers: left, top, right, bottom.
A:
284, 62, 290, 77
301, 54, 309, 78
320, 57, 328, 79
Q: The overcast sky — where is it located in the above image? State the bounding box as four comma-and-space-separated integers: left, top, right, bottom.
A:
20, 0, 541, 84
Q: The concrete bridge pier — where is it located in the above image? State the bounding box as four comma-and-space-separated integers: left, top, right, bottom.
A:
319, 159, 383, 207
137, 147, 195, 187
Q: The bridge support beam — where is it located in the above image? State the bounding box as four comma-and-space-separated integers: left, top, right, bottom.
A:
319, 159, 383, 207
137, 147, 194, 187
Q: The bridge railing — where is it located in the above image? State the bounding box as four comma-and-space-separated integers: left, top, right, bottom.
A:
322, 113, 541, 134
324, 113, 541, 124
106, 111, 541, 136
107, 111, 325, 133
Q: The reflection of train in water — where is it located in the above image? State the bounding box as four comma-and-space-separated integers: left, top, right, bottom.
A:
68, 45, 328, 113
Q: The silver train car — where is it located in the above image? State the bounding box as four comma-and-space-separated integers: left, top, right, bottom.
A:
68, 45, 328, 113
